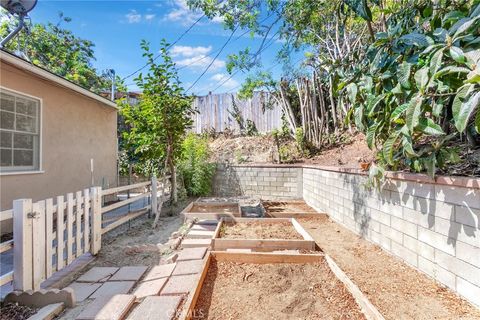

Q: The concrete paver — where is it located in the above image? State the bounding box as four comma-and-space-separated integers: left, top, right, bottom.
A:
185, 230, 215, 239
190, 224, 217, 231
76, 294, 135, 320
176, 247, 207, 261
181, 238, 211, 248
90, 281, 135, 299
109, 266, 148, 281
67, 282, 102, 302
142, 264, 176, 282
172, 260, 204, 276
76, 267, 119, 283
126, 295, 183, 320
160, 274, 198, 295
133, 278, 168, 299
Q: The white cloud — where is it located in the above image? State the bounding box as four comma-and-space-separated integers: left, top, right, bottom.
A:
171, 45, 225, 71
210, 73, 239, 90
125, 10, 141, 23
164, 0, 203, 26
171, 45, 212, 57
145, 14, 156, 21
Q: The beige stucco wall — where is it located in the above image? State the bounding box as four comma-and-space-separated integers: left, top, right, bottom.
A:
0, 61, 117, 211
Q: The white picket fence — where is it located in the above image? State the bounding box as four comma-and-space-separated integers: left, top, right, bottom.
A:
0, 177, 167, 292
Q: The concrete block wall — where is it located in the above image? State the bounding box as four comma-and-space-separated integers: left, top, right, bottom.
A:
213, 164, 302, 198
302, 167, 480, 307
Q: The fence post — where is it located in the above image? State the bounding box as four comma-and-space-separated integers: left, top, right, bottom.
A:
151, 176, 158, 218
90, 187, 102, 255
13, 199, 33, 291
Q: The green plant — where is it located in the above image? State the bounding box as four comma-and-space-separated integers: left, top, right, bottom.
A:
120, 40, 193, 202
234, 150, 247, 163
178, 133, 215, 196
295, 127, 306, 155
245, 119, 258, 136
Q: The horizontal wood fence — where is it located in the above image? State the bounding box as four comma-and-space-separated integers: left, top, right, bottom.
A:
0, 177, 168, 292
191, 92, 282, 133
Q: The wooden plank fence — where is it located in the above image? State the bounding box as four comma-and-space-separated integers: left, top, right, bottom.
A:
191, 92, 282, 133
0, 176, 168, 291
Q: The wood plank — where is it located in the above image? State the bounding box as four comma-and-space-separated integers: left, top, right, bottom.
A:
0, 239, 13, 254
45, 198, 54, 278
32, 201, 46, 290
212, 239, 315, 251
325, 255, 385, 320
101, 181, 151, 196
83, 189, 90, 254
0, 209, 13, 222
66, 193, 74, 265
27, 302, 64, 320
291, 218, 314, 241
101, 192, 149, 214
0, 271, 14, 287
90, 187, 102, 255
101, 209, 147, 235
56, 196, 65, 271
75, 191, 83, 257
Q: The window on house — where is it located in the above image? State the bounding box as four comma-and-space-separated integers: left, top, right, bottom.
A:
0, 89, 41, 172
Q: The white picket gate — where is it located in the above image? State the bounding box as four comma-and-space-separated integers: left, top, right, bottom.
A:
1, 176, 166, 292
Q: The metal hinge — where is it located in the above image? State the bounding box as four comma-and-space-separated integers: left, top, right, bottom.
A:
27, 212, 40, 219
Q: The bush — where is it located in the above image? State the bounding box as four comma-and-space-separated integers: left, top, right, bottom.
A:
178, 133, 216, 196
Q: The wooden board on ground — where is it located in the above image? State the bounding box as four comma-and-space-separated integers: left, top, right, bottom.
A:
182, 251, 383, 320
262, 200, 324, 218
181, 201, 241, 220
211, 218, 315, 251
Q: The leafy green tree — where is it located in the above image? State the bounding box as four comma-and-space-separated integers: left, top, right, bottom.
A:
0, 11, 113, 92
120, 40, 194, 203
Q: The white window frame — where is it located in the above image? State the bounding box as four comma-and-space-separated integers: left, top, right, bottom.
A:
0, 86, 43, 175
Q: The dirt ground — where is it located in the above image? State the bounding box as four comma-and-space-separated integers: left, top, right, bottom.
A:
297, 215, 480, 320
219, 221, 303, 240
0, 303, 37, 320
262, 201, 317, 213
195, 259, 366, 320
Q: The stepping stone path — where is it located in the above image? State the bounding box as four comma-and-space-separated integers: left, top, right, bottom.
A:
65, 221, 215, 319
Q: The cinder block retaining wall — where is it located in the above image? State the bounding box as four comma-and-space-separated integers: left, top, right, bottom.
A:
214, 163, 480, 307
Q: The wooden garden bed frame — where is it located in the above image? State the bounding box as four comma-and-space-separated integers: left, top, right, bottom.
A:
182, 251, 384, 320
261, 199, 323, 218
181, 201, 241, 220
211, 217, 316, 251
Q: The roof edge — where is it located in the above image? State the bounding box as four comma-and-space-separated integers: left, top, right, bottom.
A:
0, 50, 118, 110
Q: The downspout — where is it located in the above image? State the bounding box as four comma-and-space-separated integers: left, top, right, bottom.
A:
0, 14, 25, 49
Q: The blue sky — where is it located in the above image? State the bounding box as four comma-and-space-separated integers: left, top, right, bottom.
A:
8, 0, 301, 95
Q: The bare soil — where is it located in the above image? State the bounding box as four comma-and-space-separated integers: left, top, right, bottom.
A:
262, 200, 317, 213
297, 215, 480, 320
194, 259, 366, 320
189, 203, 239, 214
219, 221, 302, 240
0, 303, 37, 320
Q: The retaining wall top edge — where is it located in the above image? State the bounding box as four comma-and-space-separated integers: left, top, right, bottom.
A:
219, 163, 480, 189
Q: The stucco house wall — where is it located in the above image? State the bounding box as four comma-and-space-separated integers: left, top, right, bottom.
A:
0, 54, 117, 211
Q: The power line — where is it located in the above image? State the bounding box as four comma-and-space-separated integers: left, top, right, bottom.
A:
121, 14, 205, 81
185, 26, 238, 93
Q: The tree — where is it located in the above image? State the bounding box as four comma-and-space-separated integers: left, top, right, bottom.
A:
0, 11, 113, 93
120, 40, 194, 203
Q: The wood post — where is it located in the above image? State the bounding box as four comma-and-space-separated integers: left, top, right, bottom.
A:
13, 199, 33, 291
151, 176, 158, 217
32, 201, 46, 291
90, 187, 102, 255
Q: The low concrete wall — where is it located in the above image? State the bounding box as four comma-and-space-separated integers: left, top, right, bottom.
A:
213, 164, 302, 198
214, 163, 480, 307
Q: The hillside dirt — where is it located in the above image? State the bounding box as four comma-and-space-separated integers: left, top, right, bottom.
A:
298, 215, 480, 320
208, 133, 375, 169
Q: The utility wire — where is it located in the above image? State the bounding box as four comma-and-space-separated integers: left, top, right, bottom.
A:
185, 26, 238, 93
121, 14, 205, 81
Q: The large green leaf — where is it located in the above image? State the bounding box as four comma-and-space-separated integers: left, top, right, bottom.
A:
429, 49, 444, 77
402, 135, 417, 156
399, 32, 432, 47
366, 123, 377, 149
391, 103, 409, 119
344, 0, 372, 21
418, 118, 445, 136
434, 66, 470, 78
449, 46, 466, 64
475, 107, 480, 133
367, 93, 387, 116
453, 86, 480, 132
406, 94, 423, 132
398, 62, 412, 89
383, 130, 401, 166
415, 68, 429, 90
452, 16, 480, 39
346, 83, 358, 104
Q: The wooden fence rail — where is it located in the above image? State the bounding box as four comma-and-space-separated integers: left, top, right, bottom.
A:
0, 176, 167, 292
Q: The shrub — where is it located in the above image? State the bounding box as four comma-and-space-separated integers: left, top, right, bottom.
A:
178, 133, 215, 196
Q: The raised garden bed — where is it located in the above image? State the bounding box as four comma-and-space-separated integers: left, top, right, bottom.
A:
182, 251, 383, 320
262, 200, 321, 218
181, 202, 241, 220
211, 218, 315, 251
